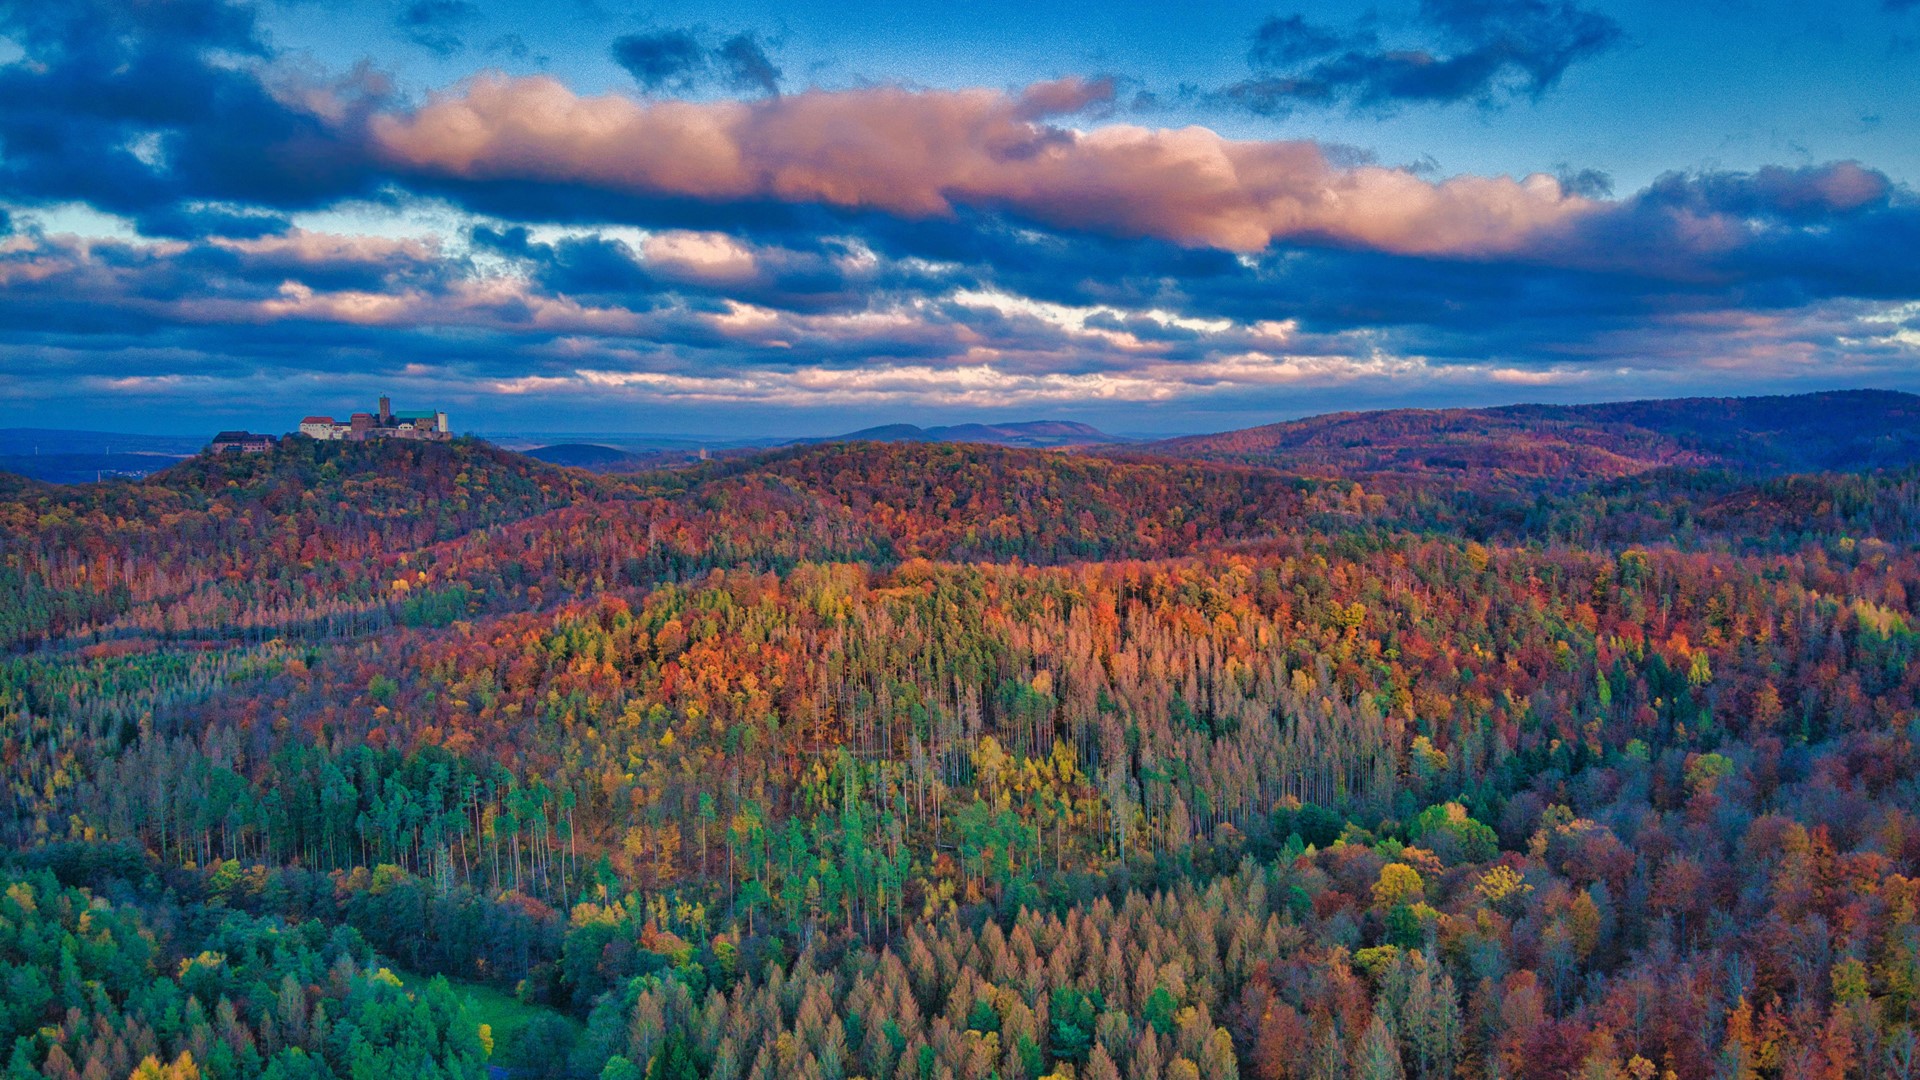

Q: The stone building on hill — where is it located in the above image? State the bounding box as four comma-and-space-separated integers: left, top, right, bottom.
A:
297, 397, 450, 442
209, 431, 278, 454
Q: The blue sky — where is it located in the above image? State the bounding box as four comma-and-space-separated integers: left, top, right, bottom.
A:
264, 0, 1920, 190
1, 0, 1916, 436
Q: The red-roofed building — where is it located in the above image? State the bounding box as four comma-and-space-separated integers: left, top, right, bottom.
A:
291, 400, 451, 442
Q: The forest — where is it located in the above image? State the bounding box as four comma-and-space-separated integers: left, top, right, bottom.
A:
3, 392, 1920, 1079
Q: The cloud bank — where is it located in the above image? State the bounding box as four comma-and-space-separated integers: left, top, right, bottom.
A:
368, 75, 1592, 256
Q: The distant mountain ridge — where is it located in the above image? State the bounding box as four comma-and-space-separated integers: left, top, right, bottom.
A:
11, 392, 1917, 486
1135, 389, 1920, 482
806, 420, 1125, 448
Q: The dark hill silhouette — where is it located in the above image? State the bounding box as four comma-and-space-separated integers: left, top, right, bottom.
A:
525, 443, 649, 469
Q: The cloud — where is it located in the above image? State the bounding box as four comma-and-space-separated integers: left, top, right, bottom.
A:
1554, 166, 1613, 200
0, 2, 1915, 426
611, 29, 708, 92
484, 33, 533, 61
397, 0, 480, 57
1224, 0, 1623, 114
1249, 15, 1354, 68
133, 203, 292, 240
0, 0, 384, 224
1581, 164, 1920, 303
9, 1, 1877, 297
369, 75, 1590, 255
715, 33, 782, 97
3, 191, 1913, 425
610, 27, 782, 97
1636, 162, 1892, 224
1015, 76, 1119, 119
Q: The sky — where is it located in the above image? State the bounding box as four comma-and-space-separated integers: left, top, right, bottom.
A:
0, 0, 1916, 437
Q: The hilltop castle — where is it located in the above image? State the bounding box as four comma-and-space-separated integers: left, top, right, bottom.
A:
298, 397, 451, 442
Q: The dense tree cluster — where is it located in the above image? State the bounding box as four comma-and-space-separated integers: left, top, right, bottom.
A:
0, 862, 488, 1080
3, 435, 1920, 1078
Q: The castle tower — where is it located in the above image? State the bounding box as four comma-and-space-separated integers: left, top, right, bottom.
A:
378, 395, 392, 425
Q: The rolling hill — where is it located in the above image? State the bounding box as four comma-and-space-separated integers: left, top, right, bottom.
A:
524, 442, 652, 469
1136, 389, 1920, 481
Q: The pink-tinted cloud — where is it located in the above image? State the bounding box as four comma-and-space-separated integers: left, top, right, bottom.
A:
370, 75, 1593, 256
1013, 75, 1118, 119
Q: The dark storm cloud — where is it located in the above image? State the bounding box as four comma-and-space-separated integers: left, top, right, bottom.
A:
0, 0, 384, 225
1225, 0, 1623, 114
610, 27, 782, 96
396, 0, 480, 57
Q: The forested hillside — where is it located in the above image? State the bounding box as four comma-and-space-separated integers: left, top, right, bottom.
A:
1139, 390, 1920, 484
3, 396, 1920, 1079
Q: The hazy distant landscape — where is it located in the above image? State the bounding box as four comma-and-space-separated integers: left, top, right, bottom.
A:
22, 390, 1917, 485
0, 419, 1140, 483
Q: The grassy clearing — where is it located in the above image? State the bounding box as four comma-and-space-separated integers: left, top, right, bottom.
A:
395, 969, 584, 1068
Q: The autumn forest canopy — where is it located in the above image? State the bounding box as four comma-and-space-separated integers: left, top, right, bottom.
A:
4, 390, 1920, 1080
